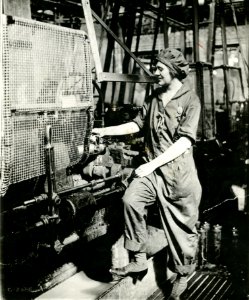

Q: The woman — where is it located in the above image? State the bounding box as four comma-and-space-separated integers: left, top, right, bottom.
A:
93, 48, 202, 299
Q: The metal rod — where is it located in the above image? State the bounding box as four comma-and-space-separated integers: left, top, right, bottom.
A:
161, 0, 168, 48
219, 0, 231, 110
144, 3, 188, 30
93, 185, 125, 198
196, 63, 206, 140
210, 67, 216, 137
44, 125, 57, 215
213, 65, 242, 70
58, 174, 121, 196
92, 80, 105, 128
193, 0, 200, 62
0, 194, 48, 215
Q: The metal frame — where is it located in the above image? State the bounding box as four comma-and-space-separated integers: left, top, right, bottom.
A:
0, 14, 94, 194
190, 61, 216, 140
81, 0, 157, 84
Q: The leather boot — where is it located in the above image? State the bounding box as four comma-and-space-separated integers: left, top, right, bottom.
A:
110, 252, 148, 278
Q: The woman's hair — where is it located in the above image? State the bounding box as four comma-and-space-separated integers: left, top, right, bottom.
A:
156, 48, 189, 80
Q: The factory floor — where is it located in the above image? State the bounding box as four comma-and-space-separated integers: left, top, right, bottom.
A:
35, 270, 114, 300
35, 254, 242, 300
149, 270, 235, 300
36, 269, 237, 300
35, 253, 163, 300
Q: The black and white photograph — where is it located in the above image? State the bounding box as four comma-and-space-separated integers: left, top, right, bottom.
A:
0, 0, 248, 299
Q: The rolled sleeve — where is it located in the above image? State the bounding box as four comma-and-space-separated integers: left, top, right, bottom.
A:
132, 100, 149, 130
177, 96, 201, 143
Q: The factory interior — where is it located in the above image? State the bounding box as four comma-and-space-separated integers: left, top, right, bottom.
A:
0, 0, 248, 299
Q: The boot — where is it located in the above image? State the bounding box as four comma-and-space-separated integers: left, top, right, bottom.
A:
110, 252, 148, 278
168, 275, 188, 300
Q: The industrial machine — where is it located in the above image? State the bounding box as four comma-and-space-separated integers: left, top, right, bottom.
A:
0, 15, 142, 298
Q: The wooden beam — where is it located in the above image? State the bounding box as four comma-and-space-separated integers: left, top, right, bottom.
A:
193, 0, 200, 62
100, 0, 121, 99
91, 9, 153, 77
81, 0, 103, 80
98, 72, 157, 83
81, 0, 156, 91
207, 0, 216, 63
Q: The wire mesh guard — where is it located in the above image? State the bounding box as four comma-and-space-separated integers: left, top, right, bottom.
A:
1, 16, 94, 195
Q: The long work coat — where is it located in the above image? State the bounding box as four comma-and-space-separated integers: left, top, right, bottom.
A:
123, 82, 202, 276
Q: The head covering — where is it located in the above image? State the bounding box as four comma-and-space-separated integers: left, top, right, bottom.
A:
156, 48, 189, 80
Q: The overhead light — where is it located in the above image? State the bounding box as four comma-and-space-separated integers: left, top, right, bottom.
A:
44, 10, 54, 16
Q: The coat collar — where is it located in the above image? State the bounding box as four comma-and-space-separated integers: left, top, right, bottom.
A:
154, 79, 191, 102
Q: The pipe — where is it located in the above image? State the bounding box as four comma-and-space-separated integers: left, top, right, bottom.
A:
5, 194, 48, 212
0, 214, 59, 240
44, 125, 57, 215
58, 173, 122, 196
93, 185, 125, 198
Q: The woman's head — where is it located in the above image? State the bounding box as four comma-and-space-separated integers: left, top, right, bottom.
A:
155, 48, 189, 82
154, 62, 174, 87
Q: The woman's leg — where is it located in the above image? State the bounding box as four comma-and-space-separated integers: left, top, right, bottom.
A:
110, 175, 157, 276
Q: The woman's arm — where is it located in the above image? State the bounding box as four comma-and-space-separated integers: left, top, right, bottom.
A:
150, 136, 191, 168
135, 137, 191, 177
92, 121, 140, 137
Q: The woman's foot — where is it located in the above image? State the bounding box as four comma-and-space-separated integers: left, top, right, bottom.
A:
110, 261, 148, 277
110, 252, 147, 278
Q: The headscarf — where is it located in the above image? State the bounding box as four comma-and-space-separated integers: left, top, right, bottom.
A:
155, 48, 189, 80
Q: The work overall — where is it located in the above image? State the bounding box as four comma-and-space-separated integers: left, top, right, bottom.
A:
122, 83, 202, 276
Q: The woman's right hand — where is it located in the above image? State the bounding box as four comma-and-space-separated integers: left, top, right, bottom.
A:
92, 128, 105, 137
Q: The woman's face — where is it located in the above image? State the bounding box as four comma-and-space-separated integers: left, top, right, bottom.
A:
154, 61, 173, 87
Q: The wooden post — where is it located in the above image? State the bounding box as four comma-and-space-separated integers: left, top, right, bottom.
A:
207, 0, 216, 64
81, 0, 103, 81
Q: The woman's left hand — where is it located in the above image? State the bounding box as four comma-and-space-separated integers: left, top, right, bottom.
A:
135, 162, 157, 178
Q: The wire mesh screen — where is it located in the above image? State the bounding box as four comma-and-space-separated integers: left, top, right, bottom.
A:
1, 16, 94, 194
7, 17, 92, 110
